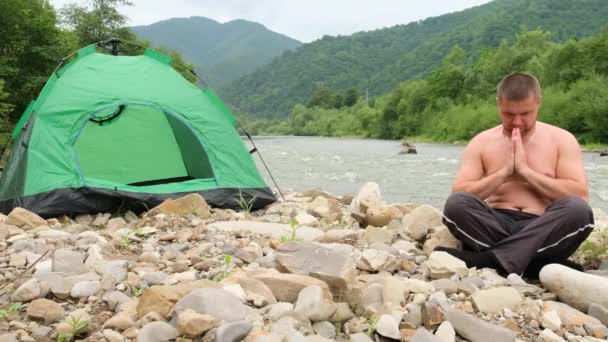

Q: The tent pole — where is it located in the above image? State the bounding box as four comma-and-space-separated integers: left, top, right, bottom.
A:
237, 121, 286, 203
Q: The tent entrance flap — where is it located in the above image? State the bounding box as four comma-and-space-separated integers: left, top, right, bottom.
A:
73, 103, 214, 186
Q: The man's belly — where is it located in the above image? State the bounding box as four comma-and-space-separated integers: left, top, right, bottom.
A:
486, 181, 549, 216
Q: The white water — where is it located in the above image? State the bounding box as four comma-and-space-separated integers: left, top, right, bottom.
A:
248, 136, 608, 213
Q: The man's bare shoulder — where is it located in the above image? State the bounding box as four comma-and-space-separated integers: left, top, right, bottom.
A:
537, 122, 580, 148
467, 125, 503, 147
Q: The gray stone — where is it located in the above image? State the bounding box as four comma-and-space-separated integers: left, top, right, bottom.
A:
445, 309, 516, 342
26, 298, 65, 324
538, 328, 565, 342
403, 303, 423, 327
248, 270, 332, 303
544, 301, 601, 330
52, 249, 88, 274
588, 303, 608, 326
95, 260, 128, 282
142, 271, 168, 286
172, 288, 256, 323
435, 321, 456, 342
215, 320, 253, 342
319, 229, 362, 244
350, 182, 383, 224
10, 278, 41, 302
270, 316, 310, 340
541, 310, 562, 332
209, 221, 324, 241
103, 313, 135, 331
430, 279, 460, 295
427, 251, 468, 279
176, 309, 217, 337
471, 287, 522, 313
102, 329, 125, 342
356, 249, 399, 272
294, 285, 336, 321
37, 229, 72, 241
225, 275, 277, 307
410, 327, 442, 342
349, 332, 374, 342
275, 241, 357, 294
376, 314, 401, 339
38, 272, 100, 299
362, 226, 395, 244
137, 321, 179, 342
70, 280, 101, 298
404, 205, 443, 241
0, 334, 17, 342
103, 291, 132, 311
312, 321, 336, 339
382, 277, 409, 308
31, 326, 53, 339
5, 207, 46, 229
266, 302, 294, 321
540, 264, 608, 312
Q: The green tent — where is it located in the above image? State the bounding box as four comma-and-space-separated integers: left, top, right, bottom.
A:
0, 43, 276, 216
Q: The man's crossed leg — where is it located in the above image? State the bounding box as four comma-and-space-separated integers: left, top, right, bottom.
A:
438, 192, 595, 278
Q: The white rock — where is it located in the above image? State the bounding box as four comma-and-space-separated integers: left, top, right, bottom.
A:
471, 287, 522, 314
295, 213, 319, 227
540, 264, 608, 312
356, 249, 399, 272
71, 280, 101, 298
404, 205, 443, 241
375, 314, 400, 340
435, 321, 456, 342
294, 286, 336, 321
427, 251, 468, 279
538, 328, 566, 342
350, 182, 383, 223
541, 310, 562, 332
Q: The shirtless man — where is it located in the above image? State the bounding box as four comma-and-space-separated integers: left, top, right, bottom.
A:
437, 72, 595, 278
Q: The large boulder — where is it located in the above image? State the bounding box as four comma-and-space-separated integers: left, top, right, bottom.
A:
350, 182, 383, 224
248, 270, 332, 303
540, 264, 608, 312
171, 288, 257, 323
308, 196, 342, 221
5, 207, 46, 229
427, 251, 468, 279
471, 287, 522, 314
446, 309, 516, 342
404, 205, 443, 241
145, 193, 210, 218
275, 241, 356, 295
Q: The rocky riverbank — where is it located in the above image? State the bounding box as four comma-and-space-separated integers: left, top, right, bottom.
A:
0, 182, 607, 342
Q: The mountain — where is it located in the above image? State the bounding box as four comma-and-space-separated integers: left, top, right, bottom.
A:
131, 16, 302, 87
221, 0, 608, 119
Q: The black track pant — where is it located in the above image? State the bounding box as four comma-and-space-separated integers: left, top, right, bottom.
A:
442, 192, 595, 275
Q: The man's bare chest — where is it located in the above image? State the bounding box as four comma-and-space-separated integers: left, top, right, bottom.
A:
482, 140, 558, 178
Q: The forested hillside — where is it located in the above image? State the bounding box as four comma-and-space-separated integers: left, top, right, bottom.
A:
223, 0, 608, 119
248, 27, 608, 145
131, 17, 302, 87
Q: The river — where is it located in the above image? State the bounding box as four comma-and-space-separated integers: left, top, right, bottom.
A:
247, 136, 608, 213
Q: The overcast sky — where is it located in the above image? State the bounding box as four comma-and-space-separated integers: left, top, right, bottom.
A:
49, 0, 493, 42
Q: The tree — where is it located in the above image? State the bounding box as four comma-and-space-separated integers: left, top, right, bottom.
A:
60, 0, 136, 45
0, 0, 70, 123
343, 88, 359, 107
0, 80, 14, 133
